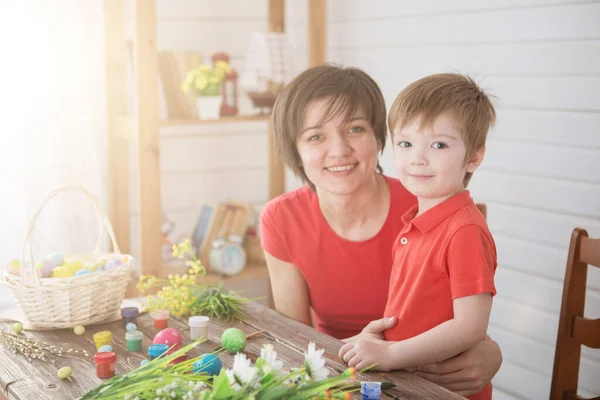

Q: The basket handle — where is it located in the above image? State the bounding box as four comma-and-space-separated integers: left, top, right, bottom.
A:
20, 186, 121, 285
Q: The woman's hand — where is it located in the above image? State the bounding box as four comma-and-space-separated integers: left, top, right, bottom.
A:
414, 336, 502, 397
341, 316, 397, 343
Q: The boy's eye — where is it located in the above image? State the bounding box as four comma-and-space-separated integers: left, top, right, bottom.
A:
432, 142, 448, 149
397, 141, 411, 148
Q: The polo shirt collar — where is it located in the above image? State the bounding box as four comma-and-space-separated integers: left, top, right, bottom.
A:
402, 190, 473, 233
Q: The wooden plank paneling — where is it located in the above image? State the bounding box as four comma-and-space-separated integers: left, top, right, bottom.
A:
308, 0, 327, 66
327, 3, 600, 48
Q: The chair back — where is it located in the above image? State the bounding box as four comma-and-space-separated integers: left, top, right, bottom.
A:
550, 228, 600, 400
476, 203, 487, 219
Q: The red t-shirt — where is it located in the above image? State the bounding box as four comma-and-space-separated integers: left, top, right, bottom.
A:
260, 175, 416, 339
384, 190, 497, 400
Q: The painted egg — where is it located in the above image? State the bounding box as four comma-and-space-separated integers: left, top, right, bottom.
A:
35, 260, 54, 278
51, 266, 74, 278
5, 259, 20, 276
96, 257, 108, 267
98, 345, 113, 352
140, 359, 149, 367
46, 253, 64, 268
126, 323, 137, 332
74, 325, 86, 335
64, 260, 83, 274
193, 353, 222, 376
221, 328, 247, 353
105, 259, 124, 271
152, 328, 182, 350
57, 366, 72, 379
75, 269, 91, 276
12, 322, 23, 334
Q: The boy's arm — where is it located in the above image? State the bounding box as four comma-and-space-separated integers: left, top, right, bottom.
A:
387, 292, 492, 369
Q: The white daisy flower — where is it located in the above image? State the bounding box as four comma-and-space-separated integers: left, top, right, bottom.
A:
304, 342, 329, 382
226, 353, 258, 389
260, 344, 285, 377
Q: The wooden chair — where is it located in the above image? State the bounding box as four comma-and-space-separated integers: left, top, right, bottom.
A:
476, 203, 487, 219
550, 228, 600, 400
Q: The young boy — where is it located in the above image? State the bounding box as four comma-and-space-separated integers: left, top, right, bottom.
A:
339, 73, 497, 400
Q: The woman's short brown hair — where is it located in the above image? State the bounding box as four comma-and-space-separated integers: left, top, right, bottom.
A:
271, 64, 387, 188
388, 73, 496, 186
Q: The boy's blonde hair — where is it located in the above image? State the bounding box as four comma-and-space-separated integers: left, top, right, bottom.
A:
388, 73, 496, 186
271, 64, 387, 189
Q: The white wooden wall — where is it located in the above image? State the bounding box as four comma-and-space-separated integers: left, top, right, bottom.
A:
286, 1, 600, 399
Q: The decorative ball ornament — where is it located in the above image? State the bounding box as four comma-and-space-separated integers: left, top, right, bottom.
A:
73, 325, 86, 335
57, 366, 72, 379
193, 353, 222, 376
153, 328, 182, 349
126, 322, 137, 332
98, 345, 113, 353
221, 328, 246, 353
12, 322, 23, 334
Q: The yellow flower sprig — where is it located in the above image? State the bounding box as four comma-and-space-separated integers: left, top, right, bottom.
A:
181, 61, 232, 97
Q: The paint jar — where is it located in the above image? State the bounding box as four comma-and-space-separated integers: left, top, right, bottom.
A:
361, 382, 381, 400
94, 351, 117, 379
121, 307, 139, 328
151, 310, 169, 329
93, 331, 112, 351
189, 316, 209, 341
147, 343, 169, 360
126, 330, 144, 352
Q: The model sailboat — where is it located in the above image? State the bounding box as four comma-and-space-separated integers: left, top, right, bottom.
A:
240, 32, 295, 114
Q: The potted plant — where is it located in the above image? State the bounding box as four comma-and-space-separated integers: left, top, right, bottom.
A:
181, 61, 232, 120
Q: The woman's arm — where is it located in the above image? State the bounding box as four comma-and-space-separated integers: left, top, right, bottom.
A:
264, 251, 312, 326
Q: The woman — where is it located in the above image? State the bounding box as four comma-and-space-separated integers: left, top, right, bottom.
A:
260, 64, 501, 397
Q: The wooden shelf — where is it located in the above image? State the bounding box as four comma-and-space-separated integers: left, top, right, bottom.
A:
160, 115, 269, 126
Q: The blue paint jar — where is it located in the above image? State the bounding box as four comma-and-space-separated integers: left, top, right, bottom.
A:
361, 381, 382, 400
147, 343, 169, 360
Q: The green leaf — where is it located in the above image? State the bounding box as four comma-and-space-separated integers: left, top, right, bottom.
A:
211, 369, 237, 399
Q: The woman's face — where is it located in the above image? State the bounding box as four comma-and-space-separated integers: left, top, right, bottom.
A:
296, 97, 381, 196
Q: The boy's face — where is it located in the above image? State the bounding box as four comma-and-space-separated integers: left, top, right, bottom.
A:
392, 113, 484, 202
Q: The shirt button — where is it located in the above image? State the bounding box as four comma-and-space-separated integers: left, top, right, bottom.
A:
400, 237, 408, 245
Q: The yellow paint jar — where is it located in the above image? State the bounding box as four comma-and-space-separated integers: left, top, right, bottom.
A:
93, 331, 112, 351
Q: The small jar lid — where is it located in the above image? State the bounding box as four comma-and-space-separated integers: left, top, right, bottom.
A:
93, 331, 112, 342
126, 330, 144, 341
189, 316, 209, 327
151, 309, 169, 319
94, 351, 117, 364
121, 307, 139, 318
361, 381, 382, 396
148, 343, 169, 357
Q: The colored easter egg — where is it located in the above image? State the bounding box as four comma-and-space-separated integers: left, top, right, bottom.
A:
75, 269, 91, 276
126, 323, 137, 332
57, 366, 72, 379
74, 325, 86, 335
96, 257, 107, 266
64, 260, 83, 274
152, 328, 182, 350
35, 260, 54, 278
46, 253, 64, 268
12, 322, 23, 334
51, 266, 74, 278
221, 328, 246, 353
98, 345, 113, 352
193, 353, 222, 376
105, 259, 124, 271
140, 359, 149, 367
5, 259, 20, 276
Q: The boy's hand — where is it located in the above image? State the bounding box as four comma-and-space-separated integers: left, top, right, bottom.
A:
338, 339, 395, 371
341, 316, 397, 343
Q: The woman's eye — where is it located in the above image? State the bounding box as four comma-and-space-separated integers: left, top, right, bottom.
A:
349, 126, 364, 133
308, 134, 322, 141
397, 141, 411, 148
432, 142, 448, 149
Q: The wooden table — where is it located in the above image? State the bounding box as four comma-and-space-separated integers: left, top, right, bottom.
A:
0, 301, 463, 399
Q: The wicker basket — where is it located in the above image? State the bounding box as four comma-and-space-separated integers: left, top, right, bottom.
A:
2, 187, 133, 329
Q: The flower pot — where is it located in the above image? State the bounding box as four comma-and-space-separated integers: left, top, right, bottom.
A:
196, 96, 222, 120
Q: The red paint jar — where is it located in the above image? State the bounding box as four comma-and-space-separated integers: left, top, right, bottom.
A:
151, 310, 169, 329
94, 351, 117, 379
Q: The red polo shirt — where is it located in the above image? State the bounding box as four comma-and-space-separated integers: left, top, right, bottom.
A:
384, 190, 496, 400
